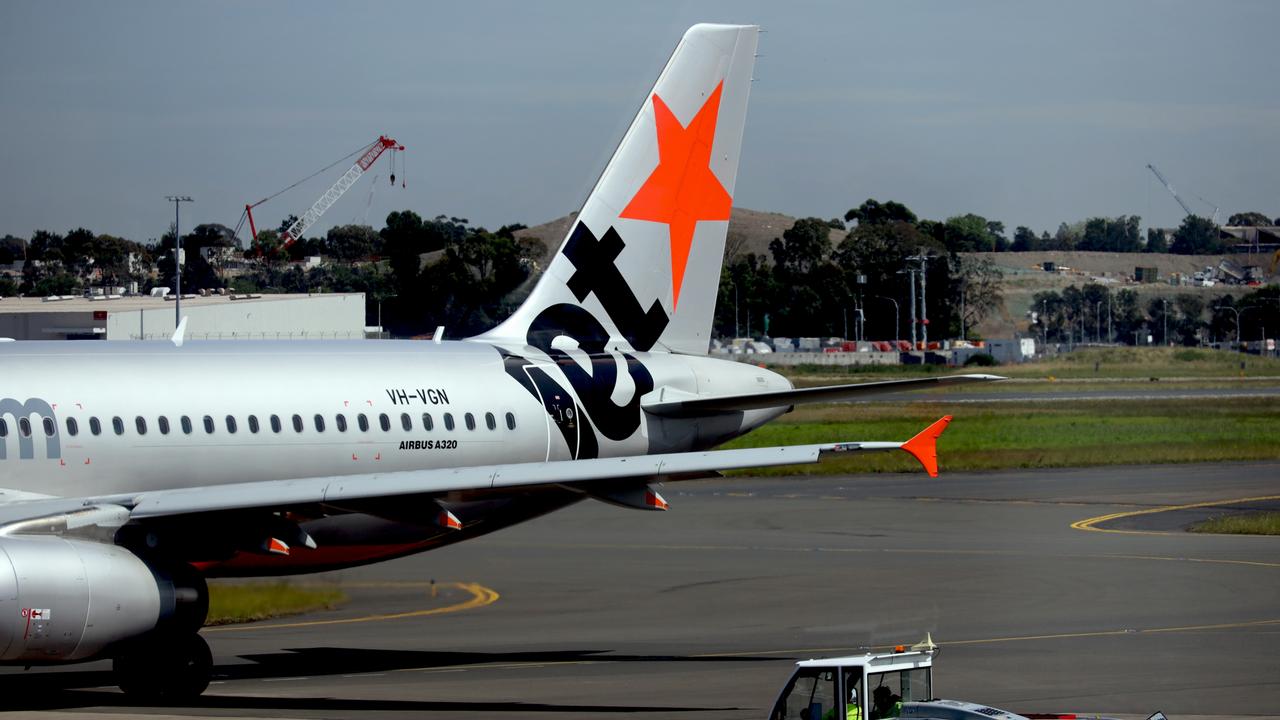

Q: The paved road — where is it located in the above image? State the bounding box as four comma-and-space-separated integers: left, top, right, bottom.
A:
3, 463, 1278, 719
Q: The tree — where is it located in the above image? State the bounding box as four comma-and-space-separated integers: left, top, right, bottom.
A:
770, 217, 834, 276
325, 224, 381, 262
941, 213, 1001, 252
1044, 222, 1080, 251
986, 220, 1009, 251
1111, 289, 1144, 344
716, 252, 775, 338
1031, 290, 1066, 342
1011, 226, 1038, 252
844, 199, 918, 227
0, 274, 16, 297
767, 218, 842, 336
1078, 216, 1142, 252
417, 227, 546, 336
952, 256, 1003, 338
62, 228, 95, 277
1227, 211, 1271, 227
1170, 215, 1224, 255
1145, 228, 1168, 253
0, 234, 26, 265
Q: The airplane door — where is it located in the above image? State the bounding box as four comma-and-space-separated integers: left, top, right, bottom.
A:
518, 361, 586, 461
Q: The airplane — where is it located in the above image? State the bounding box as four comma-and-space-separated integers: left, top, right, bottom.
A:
0, 24, 998, 698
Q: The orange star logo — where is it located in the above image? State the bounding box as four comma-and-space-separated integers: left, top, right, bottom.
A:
620, 81, 732, 309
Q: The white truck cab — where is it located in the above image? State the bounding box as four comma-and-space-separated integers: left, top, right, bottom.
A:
768, 637, 1166, 720
770, 635, 1022, 720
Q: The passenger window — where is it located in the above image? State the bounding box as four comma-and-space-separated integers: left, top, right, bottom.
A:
335, 414, 348, 432
314, 414, 325, 432
158, 416, 170, 435
0, 418, 6, 437
43, 417, 56, 437
464, 413, 476, 431
422, 413, 433, 431
135, 416, 147, 435
18, 417, 32, 438
248, 415, 260, 434
443, 413, 455, 431
358, 414, 369, 432
112, 417, 124, 435
65, 417, 79, 437
181, 416, 193, 434
89, 417, 102, 436
505, 412, 516, 430
292, 414, 303, 433
379, 413, 390, 432
270, 415, 282, 433
203, 416, 214, 434
485, 412, 496, 431
401, 413, 412, 431
226, 415, 237, 434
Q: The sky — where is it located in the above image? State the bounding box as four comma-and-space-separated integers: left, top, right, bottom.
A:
1, 0, 1277, 246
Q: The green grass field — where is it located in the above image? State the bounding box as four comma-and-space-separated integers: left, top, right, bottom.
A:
782, 347, 1280, 382
206, 582, 347, 626
724, 398, 1280, 475
1189, 512, 1280, 536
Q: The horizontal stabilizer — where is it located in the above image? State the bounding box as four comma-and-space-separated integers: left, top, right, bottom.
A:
643, 374, 1002, 417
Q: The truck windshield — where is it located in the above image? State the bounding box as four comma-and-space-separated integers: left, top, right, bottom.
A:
867, 668, 931, 718
771, 668, 838, 720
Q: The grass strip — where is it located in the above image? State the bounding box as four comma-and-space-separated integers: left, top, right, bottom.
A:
1189, 512, 1280, 536
206, 582, 347, 626
775, 347, 1280, 381
724, 398, 1280, 475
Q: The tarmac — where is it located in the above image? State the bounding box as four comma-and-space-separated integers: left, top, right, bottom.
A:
2, 462, 1278, 719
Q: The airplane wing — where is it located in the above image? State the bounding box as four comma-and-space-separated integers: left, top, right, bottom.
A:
0, 417, 952, 530
642, 373, 1003, 417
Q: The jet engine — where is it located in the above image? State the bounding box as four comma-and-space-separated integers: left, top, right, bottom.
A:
0, 536, 202, 663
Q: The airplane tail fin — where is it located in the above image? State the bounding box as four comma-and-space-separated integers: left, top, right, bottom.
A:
475, 24, 759, 355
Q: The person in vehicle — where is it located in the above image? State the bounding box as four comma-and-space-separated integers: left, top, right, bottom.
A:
871, 686, 902, 719
822, 686, 861, 720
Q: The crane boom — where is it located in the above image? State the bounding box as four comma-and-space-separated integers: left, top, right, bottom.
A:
282, 136, 403, 245
1146, 163, 1195, 217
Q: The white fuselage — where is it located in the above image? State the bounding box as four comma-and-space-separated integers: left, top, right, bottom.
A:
0, 339, 789, 519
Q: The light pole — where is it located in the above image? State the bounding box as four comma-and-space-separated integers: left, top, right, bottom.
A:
874, 295, 899, 347
1214, 305, 1240, 349
905, 253, 932, 349
734, 282, 740, 338
1214, 305, 1258, 351
1041, 298, 1048, 347
1161, 298, 1168, 346
899, 268, 918, 350
1107, 293, 1113, 343
1094, 301, 1102, 343
165, 195, 193, 327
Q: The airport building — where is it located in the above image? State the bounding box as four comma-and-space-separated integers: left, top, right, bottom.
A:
0, 292, 367, 341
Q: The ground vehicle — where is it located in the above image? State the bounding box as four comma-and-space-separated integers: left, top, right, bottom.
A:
769, 637, 1167, 720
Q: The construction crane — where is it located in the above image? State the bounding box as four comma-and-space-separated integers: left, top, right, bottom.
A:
1146, 163, 1195, 217
235, 135, 405, 252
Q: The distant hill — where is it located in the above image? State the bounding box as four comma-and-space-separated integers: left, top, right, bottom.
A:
515, 207, 846, 262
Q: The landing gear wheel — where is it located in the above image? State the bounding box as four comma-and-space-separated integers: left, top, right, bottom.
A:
114, 632, 212, 700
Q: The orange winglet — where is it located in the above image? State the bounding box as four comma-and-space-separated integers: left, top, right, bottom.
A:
900, 415, 952, 478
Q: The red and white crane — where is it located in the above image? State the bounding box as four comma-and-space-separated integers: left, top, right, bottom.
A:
237, 135, 405, 252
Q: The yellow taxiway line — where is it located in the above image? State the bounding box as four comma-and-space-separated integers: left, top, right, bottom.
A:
1071, 494, 1280, 535
205, 581, 499, 633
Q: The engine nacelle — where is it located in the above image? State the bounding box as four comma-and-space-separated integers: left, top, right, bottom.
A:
0, 537, 171, 663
